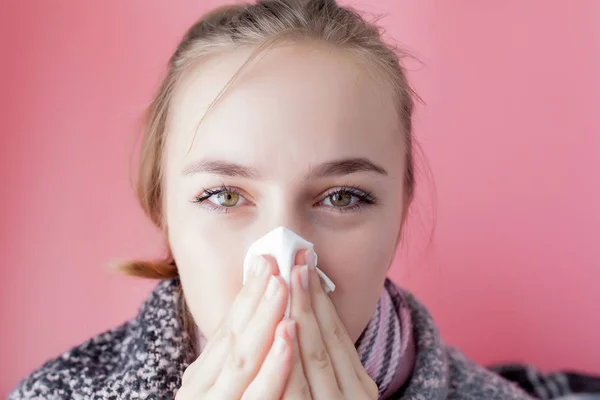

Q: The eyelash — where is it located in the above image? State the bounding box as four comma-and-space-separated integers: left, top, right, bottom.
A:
191, 184, 241, 214
319, 185, 376, 213
191, 184, 376, 214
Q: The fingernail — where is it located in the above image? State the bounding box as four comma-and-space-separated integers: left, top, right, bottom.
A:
305, 250, 316, 269
274, 335, 287, 355
265, 276, 279, 299
286, 320, 297, 340
300, 265, 309, 291
252, 256, 267, 277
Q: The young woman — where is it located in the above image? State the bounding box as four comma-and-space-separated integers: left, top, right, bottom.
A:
9, 1, 577, 399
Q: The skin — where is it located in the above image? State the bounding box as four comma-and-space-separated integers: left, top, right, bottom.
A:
164, 41, 408, 398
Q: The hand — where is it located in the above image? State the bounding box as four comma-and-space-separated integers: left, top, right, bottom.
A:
176, 256, 297, 400
283, 253, 379, 399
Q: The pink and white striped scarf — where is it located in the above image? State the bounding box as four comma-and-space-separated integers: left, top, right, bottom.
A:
355, 279, 415, 398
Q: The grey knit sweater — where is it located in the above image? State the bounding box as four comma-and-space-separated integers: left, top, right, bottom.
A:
9, 279, 533, 399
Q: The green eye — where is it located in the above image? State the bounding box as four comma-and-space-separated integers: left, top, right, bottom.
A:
329, 192, 352, 207
215, 191, 240, 207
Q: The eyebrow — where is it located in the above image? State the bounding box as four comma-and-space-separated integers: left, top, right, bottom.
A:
306, 157, 388, 178
181, 157, 387, 179
182, 159, 260, 179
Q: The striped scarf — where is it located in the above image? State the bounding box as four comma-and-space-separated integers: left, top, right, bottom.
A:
355, 279, 415, 398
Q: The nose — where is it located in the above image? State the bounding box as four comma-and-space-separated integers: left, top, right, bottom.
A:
261, 196, 313, 240
265, 214, 309, 239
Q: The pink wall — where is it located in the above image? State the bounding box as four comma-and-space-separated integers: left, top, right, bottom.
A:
1, 0, 599, 396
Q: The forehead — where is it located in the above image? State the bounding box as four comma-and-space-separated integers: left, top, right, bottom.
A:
166, 43, 404, 176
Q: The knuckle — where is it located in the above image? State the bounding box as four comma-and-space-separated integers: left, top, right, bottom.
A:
332, 321, 346, 343
307, 347, 330, 370
296, 299, 314, 315
227, 346, 248, 371
226, 337, 258, 376
215, 328, 254, 375
285, 382, 312, 399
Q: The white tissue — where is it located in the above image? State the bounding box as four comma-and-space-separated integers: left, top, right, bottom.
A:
242, 226, 335, 317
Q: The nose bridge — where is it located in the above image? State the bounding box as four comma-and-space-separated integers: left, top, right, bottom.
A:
261, 189, 310, 237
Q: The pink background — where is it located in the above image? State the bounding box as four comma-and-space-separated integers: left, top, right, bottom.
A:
1, 0, 599, 396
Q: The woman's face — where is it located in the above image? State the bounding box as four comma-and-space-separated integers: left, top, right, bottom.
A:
164, 43, 407, 342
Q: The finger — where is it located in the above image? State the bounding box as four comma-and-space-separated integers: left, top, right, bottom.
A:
179, 325, 233, 395
282, 323, 311, 399
242, 320, 296, 400
294, 248, 316, 269
181, 326, 224, 387
290, 264, 340, 398
181, 325, 241, 393
239, 273, 290, 356
212, 274, 289, 398
180, 255, 278, 391
294, 249, 305, 266
228, 254, 279, 334
283, 253, 314, 399
308, 266, 376, 396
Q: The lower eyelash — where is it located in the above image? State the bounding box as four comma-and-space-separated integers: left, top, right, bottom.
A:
202, 202, 233, 214
193, 196, 234, 214
329, 202, 365, 213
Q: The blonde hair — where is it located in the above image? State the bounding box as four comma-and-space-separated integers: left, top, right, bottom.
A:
120, 0, 418, 298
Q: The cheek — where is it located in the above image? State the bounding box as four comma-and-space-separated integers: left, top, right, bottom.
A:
316, 218, 401, 341
167, 207, 248, 339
